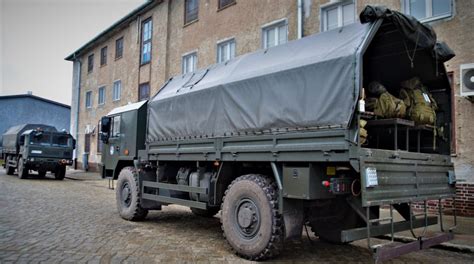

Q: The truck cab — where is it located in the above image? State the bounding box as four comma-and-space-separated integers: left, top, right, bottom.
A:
99, 101, 147, 179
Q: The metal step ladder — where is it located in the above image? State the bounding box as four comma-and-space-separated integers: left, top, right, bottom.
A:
364, 199, 457, 263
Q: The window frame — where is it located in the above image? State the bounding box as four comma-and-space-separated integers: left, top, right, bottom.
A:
320, 0, 356, 32
261, 18, 288, 49
110, 116, 121, 138
112, 80, 122, 101
184, 0, 199, 25
217, 38, 236, 63
138, 82, 150, 101
140, 18, 153, 65
218, 0, 236, 10
87, 54, 94, 73
100, 46, 107, 66
85, 91, 92, 109
115, 37, 124, 59
98, 86, 106, 105
403, 0, 454, 23
182, 51, 198, 74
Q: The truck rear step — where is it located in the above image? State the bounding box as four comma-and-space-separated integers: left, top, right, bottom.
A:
343, 198, 456, 263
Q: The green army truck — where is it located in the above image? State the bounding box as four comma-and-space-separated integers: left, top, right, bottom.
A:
99, 7, 457, 262
2, 124, 75, 180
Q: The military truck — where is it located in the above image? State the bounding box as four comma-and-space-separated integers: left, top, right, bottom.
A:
99, 7, 457, 262
2, 124, 75, 180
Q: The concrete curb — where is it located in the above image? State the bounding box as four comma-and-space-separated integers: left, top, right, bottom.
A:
381, 235, 474, 253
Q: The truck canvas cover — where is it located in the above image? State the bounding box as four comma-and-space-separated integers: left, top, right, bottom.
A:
147, 6, 452, 142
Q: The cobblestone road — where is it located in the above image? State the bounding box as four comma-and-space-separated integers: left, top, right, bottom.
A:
0, 169, 473, 263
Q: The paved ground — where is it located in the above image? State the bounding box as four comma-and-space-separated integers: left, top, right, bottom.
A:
0, 169, 473, 263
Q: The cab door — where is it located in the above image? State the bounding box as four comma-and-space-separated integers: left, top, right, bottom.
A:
103, 115, 122, 172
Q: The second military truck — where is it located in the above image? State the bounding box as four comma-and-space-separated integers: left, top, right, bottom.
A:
99, 6, 457, 262
2, 124, 75, 180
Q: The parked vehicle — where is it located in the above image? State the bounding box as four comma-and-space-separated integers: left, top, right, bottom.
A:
100, 6, 457, 262
2, 124, 75, 180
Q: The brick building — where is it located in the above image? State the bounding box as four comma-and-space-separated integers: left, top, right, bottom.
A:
66, 0, 473, 213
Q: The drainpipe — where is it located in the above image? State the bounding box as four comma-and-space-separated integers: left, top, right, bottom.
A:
72, 54, 82, 170
297, 0, 303, 39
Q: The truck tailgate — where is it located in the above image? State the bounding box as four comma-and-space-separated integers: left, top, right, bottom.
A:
358, 148, 456, 207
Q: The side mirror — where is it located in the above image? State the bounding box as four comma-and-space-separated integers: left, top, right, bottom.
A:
101, 116, 111, 133
72, 139, 77, 149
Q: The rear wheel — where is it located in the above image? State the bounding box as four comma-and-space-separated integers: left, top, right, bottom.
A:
5, 156, 15, 175
54, 166, 66, 180
116, 167, 148, 221
17, 158, 28, 179
191, 207, 220, 217
221, 174, 283, 260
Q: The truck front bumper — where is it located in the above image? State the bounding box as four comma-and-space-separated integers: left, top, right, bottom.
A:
25, 158, 73, 170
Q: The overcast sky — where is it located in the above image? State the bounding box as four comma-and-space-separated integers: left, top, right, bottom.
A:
0, 0, 146, 105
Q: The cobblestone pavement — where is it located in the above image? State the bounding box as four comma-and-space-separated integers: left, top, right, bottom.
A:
0, 169, 473, 263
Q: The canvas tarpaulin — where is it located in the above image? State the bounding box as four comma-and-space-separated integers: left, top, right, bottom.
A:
147, 22, 372, 141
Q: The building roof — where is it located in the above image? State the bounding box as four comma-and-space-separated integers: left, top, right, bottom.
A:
0, 94, 71, 109
65, 0, 162, 61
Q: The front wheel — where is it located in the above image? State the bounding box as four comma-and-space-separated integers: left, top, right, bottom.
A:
17, 158, 28, 179
116, 167, 148, 221
54, 166, 66, 180
221, 174, 283, 260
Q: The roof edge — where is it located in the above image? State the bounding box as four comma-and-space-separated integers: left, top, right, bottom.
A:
0, 94, 71, 109
65, 0, 162, 61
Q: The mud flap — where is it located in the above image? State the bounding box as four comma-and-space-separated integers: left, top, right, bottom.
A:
283, 199, 304, 240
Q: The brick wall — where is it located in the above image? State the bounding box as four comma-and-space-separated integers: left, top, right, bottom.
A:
413, 183, 474, 217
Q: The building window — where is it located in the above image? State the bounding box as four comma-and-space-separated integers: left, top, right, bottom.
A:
85, 91, 92, 108
141, 18, 152, 64
100, 46, 107, 66
113, 80, 121, 101
403, 0, 453, 22
98, 86, 105, 105
115, 37, 124, 59
321, 1, 355, 32
182, 52, 197, 74
218, 0, 235, 9
139, 83, 150, 101
185, 0, 199, 24
217, 38, 236, 63
87, 54, 94, 73
262, 19, 288, 49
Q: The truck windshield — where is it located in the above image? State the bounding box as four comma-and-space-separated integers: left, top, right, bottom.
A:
52, 134, 72, 147
30, 133, 51, 146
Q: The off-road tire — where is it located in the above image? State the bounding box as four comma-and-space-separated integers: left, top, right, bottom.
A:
5, 156, 15, 175
308, 198, 364, 244
54, 166, 66, 180
38, 170, 47, 178
191, 207, 220, 217
116, 167, 148, 221
17, 158, 28, 179
221, 174, 283, 260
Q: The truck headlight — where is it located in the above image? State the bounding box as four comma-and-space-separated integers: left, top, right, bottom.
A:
30, 158, 35, 162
